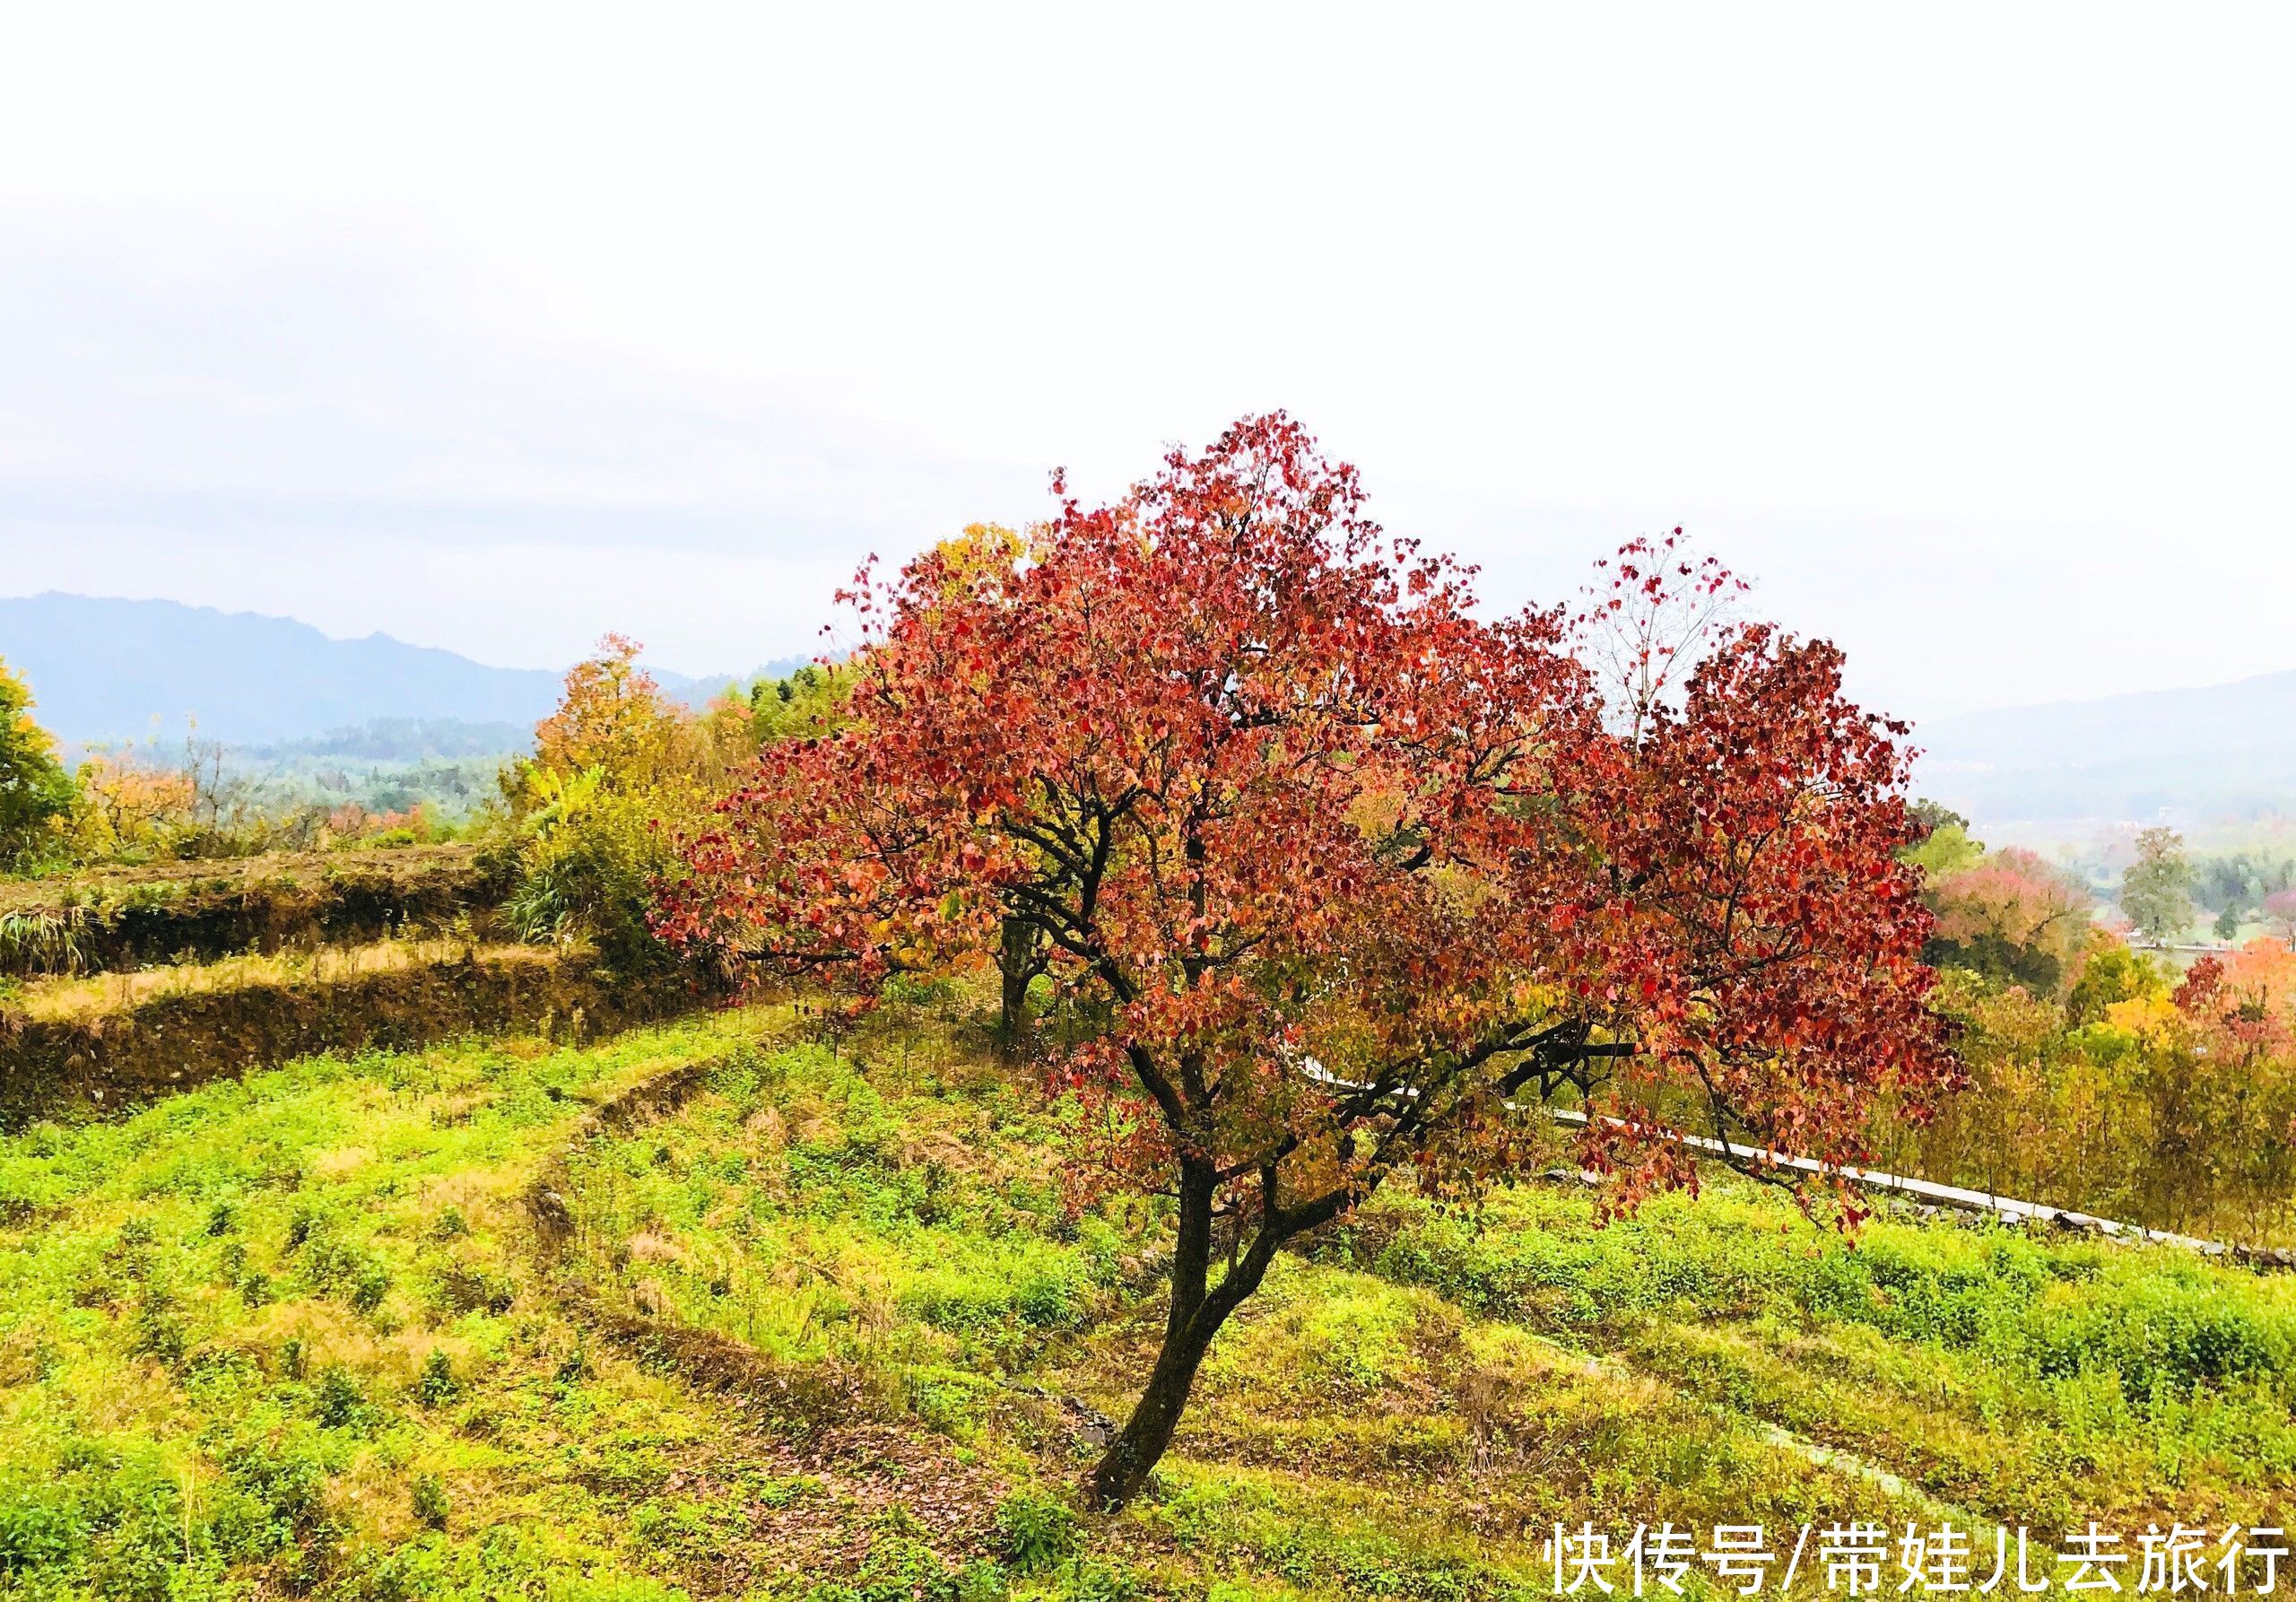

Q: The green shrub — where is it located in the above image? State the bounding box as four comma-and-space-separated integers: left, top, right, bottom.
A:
345, 1527, 688, 1602
89, 1502, 183, 1599
218, 1428, 335, 1551
410, 1473, 449, 1531
0, 1475, 91, 1574
130, 1288, 189, 1366
802, 1526, 1005, 1602
312, 1366, 371, 1431
412, 1348, 462, 1406
903, 1367, 998, 1439
992, 1489, 1077, 1575
503, 767, 681, 973
297, 1226, 394, 1314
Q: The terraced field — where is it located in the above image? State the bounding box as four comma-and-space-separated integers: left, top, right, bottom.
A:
0, 844, 690, 1126
0, 845, 507, 978
2, 997, 2289, 1599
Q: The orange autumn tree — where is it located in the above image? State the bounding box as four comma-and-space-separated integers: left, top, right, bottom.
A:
662, 414, 1956, 1508
526, 632, 691, 795
2081, 942, 2296, 1234
1925, 846, 2096, 994
72, 747, 196, 856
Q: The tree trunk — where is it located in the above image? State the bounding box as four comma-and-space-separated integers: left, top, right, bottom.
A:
1088, 1294, 1230, 1509
1089, 1157, 1273, 1509
996, 915, 1040, 1052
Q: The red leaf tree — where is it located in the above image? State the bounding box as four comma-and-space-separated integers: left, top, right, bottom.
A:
661, 414, 1956, 1508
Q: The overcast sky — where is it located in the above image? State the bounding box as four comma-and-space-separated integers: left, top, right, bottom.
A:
2, 3, 2291, 724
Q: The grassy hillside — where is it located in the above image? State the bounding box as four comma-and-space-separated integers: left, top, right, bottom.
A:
2, 1001, 2291, 1599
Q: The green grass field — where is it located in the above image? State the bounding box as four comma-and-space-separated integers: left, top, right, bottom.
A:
2, 1001, 2290, 1599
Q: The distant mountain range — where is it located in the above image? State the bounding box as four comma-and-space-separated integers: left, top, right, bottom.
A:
7, 591, 2292, 827
0, 592, 807, 749
1914, 668, 2296, 825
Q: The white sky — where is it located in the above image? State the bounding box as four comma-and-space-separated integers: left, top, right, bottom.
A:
2, 3, 2291, 722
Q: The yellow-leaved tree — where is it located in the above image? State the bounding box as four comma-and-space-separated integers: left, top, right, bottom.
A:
0, 657, 79, 873
503, 636, 726, 971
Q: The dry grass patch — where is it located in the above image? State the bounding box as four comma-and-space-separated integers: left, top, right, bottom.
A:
10, 936, 547, 1023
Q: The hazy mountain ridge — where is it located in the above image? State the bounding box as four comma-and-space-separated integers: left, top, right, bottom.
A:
0, 592, 807, 746
1915, 667, 2296, 824
239, 717, 534, 762
9, 590, 2292, 825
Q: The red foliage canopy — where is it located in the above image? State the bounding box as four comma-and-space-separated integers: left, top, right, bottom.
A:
660, 413, 1957, 1503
